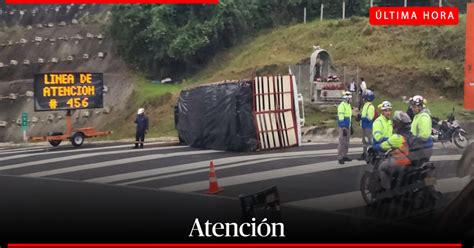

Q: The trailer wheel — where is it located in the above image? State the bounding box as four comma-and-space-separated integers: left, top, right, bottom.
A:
71, 132, 85, 147
48, 132, 63, 147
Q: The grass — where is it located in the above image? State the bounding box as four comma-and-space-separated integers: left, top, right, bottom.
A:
108, 16, 470, 139
187, 16, 465, 94
104, 75, 183, 139
303, 96, 472, 133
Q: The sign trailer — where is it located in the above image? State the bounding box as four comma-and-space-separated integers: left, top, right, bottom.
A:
29, 72, 112, 147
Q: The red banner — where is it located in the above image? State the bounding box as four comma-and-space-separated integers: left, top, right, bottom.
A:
8, 244, 463, 248
369, 7, 458, 25
5, 0, 217, 4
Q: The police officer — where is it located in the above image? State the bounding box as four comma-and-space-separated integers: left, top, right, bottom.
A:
338, 91, 353, 165
358, 90, 375, 161
373, 101, 393, 147
375, 111, 413, 190
134, 108, 149, 149
410, 95, 433, 162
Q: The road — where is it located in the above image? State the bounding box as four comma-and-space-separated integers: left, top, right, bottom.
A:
0, 141, 469, 220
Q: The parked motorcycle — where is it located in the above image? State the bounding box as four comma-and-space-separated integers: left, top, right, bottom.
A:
432, 108, 470, 149
360, 148, 439, 207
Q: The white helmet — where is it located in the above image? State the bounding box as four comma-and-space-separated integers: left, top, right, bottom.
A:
410, 95, 426, 107
342, 91, 352, 99
137, 108, 145, 114
378, 101, 392, 110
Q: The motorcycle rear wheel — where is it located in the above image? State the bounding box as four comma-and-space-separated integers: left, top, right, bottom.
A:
452, 130, 469, 149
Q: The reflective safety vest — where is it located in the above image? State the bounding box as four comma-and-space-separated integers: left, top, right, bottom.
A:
372, 115, 393, 144
381, 134, 411, 166
411, 110, 432, 140
411, 110, 433, 148
361, 102, 375, 129
337, 101, 352, 129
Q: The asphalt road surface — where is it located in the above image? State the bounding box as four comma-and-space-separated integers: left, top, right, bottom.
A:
0, 141, 469, 220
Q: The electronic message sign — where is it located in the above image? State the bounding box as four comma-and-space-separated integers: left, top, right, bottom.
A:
34, 72, 104, 111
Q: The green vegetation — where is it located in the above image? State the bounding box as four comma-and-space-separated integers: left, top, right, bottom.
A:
104, 76, 182, 139
107, 13, 471, 138
109, 1, 371, 78
187, 16, 466, 97
302, 97, 472, 138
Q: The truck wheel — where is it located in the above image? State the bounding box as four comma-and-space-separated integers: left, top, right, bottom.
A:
48, 132, 63, 147
71, 132, 85, 147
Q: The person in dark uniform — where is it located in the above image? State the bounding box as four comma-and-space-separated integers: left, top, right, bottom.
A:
406, 97, 415, 120
134, 108, 149, 149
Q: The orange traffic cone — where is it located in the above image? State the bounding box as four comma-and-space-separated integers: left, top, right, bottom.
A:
207, 160, 224, 194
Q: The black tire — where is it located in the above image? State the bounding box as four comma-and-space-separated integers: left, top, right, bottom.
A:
413, 187, 439, 210
71, 132, 85, 147
360, 172, 377, 205
452, 130, 469, 149
48, 132, 63, 147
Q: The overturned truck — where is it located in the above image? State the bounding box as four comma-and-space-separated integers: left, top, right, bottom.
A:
175, 75, 303, 152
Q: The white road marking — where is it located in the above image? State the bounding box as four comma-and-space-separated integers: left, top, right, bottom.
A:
159, 155, 462, 193
0, 145, 187, 171
118, 152, 360, 186
0, 148, 45, 156
85, 148, 363, 184
284, 176, 472, 211
0, 147, 42, 152
0, 142, 174, 162
23, 150, 220, 177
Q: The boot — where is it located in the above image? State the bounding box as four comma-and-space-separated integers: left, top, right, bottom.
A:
338, 159, 345, 165
343, 157, 352, 162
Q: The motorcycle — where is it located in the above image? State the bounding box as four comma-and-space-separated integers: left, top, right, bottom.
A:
360, 148, 439, 206
432, 108, 470, 149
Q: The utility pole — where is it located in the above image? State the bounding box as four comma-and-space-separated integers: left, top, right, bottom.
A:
342, 0, 346, 20
304, 7, 307, 24
439, 0, 442, 7
320, 3, 324, 21
404, 0, 407, 7
370, 0, 373, 7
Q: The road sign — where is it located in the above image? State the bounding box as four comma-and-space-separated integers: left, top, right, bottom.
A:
21, 112, 28, 142
21, 112, 28, 128
33, 72, 104, 111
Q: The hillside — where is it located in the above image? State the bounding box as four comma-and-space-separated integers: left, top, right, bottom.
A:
190, 16, 465, 97
0, 10, 471, 142
111, 16, 470, 139
0, 4, 135, 142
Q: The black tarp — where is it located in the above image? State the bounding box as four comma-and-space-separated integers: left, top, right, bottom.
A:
176, 80, 257, 152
